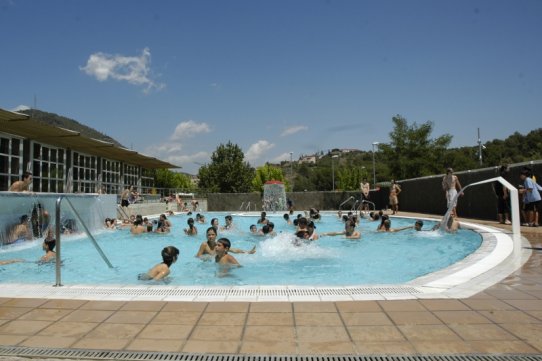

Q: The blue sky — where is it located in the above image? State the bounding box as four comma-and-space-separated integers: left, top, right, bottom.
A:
1, 0, 541, 174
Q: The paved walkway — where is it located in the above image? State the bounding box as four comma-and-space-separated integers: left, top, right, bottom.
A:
0, 215, 541, 355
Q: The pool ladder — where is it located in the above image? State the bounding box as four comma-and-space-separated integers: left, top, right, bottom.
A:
54, 195, 114, 287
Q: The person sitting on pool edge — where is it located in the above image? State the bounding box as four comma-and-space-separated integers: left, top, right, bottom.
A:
139, 246, 180, 281
215, 238, 240, 266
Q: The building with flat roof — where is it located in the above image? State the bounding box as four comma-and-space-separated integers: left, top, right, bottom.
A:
0, 108, 178, 194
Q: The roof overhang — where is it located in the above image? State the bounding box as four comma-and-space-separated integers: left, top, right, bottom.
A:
0, 108, 179, 169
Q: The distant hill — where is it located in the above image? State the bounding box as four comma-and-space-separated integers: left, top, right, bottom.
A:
20, 109, 124, 148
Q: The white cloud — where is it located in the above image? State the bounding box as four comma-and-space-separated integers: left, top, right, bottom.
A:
80, 47, 165, 93
11, 105, 30, 112
272, 152, 294, 163
281, 125, 308, 137
245, 140, 275, 162
171, 120, 211, 140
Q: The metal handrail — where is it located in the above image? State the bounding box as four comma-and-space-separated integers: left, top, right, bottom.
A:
55, 196, 114, 287
339, 196, 355, 209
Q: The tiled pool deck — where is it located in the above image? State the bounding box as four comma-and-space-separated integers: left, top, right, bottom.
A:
1, 213, 541, 356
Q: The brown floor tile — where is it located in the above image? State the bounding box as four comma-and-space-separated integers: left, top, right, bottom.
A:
162, 302, 207, 312
71, 337, 130, 350
198, 312, 246, 326
0, 299, 10, 306
469, 340, 540, 353
126, 338, 183, 352
525, 310, 542, 321
105, 310, 157, 324
486, 289, 538, 300
0, 335, 28, 346
295, 312, 343, 326
120, 301, 166, 311
79, 300, 125, 311
398, 324, 462, 342
462, 299, 516, 310
298, 341, 356, 354
499, 322, 542, 341
151, 311, 202, 325
246, 312, 294, 326
0, 320, 51, 335
378, 300, 426, 312
206, 302, 249, 312
40, 299, 87, 309
293, 302, 337, 313
1, 298, 47, 308
467, 292, 497, 300
60, 309, 114, 323
137, 324, 193, 340
419, 299, 471, 311
243, 325, 296, 342
20, 335, 77, 348
335, 301, 382, 313
505, 299, 542, 310
479, 310, 540, 323
347, 325, 404, 342
249, 302, 292, 313
38, 321, 98, 338
354, 341, 417, 355
387, 311, 442, 325
189, 325, 243, 341
449, 323, 518, 341
0, 307, 32, 319
17, 308, 73, 321
411, 340, 475, 354
182, 340, 240, 354
0, 320, 8, 327
342, 312, 392, 326
239, 341, 297, 355
525, 337, 542, 352
296, 326, 350, 342
433, 310, 492, 324
85, 323, 145, 339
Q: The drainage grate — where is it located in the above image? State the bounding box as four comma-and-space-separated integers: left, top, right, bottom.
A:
2, 285, 422, 300
1, 347, 541, 361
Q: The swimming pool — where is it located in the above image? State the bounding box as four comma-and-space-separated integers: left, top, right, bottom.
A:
0, 212, 482, 287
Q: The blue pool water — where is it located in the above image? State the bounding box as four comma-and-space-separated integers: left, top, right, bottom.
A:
0, 212, 482, 286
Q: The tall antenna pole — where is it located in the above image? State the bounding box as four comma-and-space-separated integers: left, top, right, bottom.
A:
477, 128, 482, 166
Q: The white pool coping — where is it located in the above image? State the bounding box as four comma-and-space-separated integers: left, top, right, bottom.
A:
0, 216, 531, 302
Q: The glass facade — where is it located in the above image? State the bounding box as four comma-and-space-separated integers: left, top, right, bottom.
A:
0, 133, 23, 191
101, 158, 122, 194
32, 142, 66, 193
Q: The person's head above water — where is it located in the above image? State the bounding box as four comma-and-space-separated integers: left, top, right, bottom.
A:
161, 246, 179, 267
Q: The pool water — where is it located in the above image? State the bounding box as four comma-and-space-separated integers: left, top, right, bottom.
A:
0, 212, 482, 286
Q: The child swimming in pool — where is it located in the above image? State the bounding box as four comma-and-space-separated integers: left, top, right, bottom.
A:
138, 246, 179, 281
215, 238, 240, 266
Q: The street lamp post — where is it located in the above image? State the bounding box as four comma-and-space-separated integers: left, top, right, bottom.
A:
332, 155, 339, 191
289, 152, 293, 176
372, 142, 379, 188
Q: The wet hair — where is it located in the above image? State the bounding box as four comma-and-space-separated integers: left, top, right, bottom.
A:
250, 224, 257, 231
296, 230, 309, 239
225, 215, 232, 222
211, 218, 219, 226
293, 219, 299, 226
161, 246, 179, 267
283, 213, 290, 220
45, 239, 56, 252
23, 171, 32, 180
267, 221, 274, 229
20, 214, 29, 223
298, 217, 308, 227
342, 215, 349, 222
206, 227, 217, 236
217, 237, 231, 250
383, 219, 391, 230
262, 225, 270, 234
187, 217, 195, 227
415, 220, 424, 227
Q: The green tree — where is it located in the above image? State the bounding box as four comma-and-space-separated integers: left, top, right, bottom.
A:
380, 115, 452, 179
154, 169, 194, 190
252, 164, 288, 192
197, 142, 255, 193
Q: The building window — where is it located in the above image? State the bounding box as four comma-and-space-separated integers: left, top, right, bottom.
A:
0, 134, 23, 191
31, 142, 66, 193
72, 151, 96, 193
101, 158, 121, 194
141, 168, 155, 194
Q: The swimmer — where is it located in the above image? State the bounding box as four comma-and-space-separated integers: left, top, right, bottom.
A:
321, 220, 361, 239
40, 238, 56, 262
197, 227, 255, 258
249, 224, 258, 234
138, 246, 179, 281
221, 215, 234, 231
377, 219, 412, 233
215, 238, 240, 266
184, 217, 198, 235
307, 221, 319, 240
283, 213, 292, 225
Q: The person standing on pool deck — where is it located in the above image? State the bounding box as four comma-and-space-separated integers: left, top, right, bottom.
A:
519, 168, 541, 227
442, 168, 462, 217
360, 178, 371, 210
389, 180, 401, 215
139, 246, 180, 281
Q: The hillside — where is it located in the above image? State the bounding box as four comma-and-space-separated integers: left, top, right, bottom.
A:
20, 109, 124, 147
